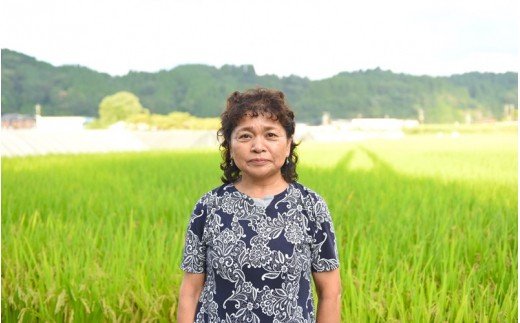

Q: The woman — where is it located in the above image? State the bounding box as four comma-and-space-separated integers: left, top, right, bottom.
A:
178, 88, 341, 323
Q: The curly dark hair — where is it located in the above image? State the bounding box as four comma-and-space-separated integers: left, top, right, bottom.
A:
217, 88, 299, 184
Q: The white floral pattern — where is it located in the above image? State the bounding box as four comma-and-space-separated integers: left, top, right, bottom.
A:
181, 182, 339, 322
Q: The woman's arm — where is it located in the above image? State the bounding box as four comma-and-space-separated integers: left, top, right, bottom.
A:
177, 272, 205, 323
312, 268, 342, 323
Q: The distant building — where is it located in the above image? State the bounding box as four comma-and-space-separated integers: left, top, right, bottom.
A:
3, 104, 89, 131
35, 115, 88, 131
1, 114, 36, 129
33, 104, 89, 131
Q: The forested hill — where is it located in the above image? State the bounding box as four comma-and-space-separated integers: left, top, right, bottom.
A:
2, 49, 517, 123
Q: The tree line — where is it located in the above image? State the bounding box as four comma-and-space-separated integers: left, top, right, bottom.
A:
87, 91, 220, 129
1, 49, 517, 124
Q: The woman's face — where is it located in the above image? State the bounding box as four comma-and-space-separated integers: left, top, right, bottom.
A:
230, 114, 291, 183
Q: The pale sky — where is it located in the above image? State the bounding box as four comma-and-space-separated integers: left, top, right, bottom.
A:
1, 0, 518, 80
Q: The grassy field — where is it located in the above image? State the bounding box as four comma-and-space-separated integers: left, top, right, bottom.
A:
2, 133, 517, 322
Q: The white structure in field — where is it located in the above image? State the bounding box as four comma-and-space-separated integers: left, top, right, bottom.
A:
350, 118, 419, 131
294, 118, 419, 142
35, 115, 89, 131
33, 104, 90, 131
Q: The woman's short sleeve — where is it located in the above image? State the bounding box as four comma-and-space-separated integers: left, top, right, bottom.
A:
180, 197, 208, 273
309, 193, 340, 272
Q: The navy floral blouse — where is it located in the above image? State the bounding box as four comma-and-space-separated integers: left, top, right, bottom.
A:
180, 182, 339, 323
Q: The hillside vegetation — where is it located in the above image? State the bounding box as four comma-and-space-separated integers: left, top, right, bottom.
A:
1, 49, 517, 124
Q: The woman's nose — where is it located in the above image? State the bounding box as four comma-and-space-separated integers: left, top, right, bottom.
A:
251, 136, 266, 152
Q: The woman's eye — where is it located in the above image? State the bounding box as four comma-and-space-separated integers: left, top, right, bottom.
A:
238, 134, 252, 139
267, 133, 278, 138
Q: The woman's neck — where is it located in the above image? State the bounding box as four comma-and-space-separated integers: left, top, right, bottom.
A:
234, 174, 288, 198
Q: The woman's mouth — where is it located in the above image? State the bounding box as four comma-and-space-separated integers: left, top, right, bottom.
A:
248, 158, 269, 165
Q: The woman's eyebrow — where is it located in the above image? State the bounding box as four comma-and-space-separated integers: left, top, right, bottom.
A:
235, 126, 280, 132
235, 126, 253, 132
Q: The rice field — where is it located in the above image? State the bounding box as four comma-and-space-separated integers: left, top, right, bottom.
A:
2, 133, 517, 322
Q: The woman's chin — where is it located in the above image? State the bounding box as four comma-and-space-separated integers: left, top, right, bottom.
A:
242, 167, 281, 181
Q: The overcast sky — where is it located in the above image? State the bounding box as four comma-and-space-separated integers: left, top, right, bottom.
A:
1, 0, 518, 80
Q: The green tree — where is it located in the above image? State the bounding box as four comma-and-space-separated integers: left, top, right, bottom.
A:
98, 91, 147, 125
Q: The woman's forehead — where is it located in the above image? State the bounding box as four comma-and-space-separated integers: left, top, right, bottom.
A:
234, 114, 283, 132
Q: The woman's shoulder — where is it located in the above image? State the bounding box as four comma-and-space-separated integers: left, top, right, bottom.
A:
292, 182, 333, 223
291, 181, 326, 202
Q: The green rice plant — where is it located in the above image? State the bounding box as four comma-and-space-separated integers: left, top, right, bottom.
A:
2, 134, 517, 322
